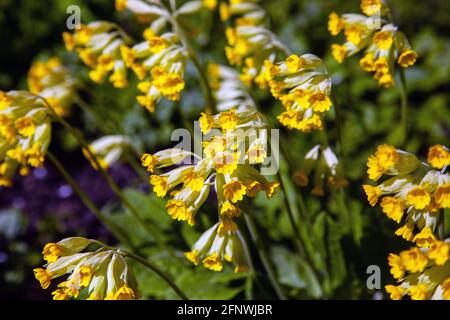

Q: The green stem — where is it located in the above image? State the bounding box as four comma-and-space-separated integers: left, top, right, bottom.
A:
92, 240, 189, 300
242, 202, 287, 300
331, 92, 344, 157
167, 2, 217, 114
39, 96, 180, 263
399, 68, 409, 146
47, 151, 132, 247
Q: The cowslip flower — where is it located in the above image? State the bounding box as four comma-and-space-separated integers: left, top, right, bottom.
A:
82, 135, 132, 170
63, 21, 131, 88
120, 24, 187, 113
33, 237, 139, 300
293, 145, 347, 196
142, 110, 278, 271
185, 222, 250, 273
329, 1, 417, 87
0, 91, 51, 187
27, 57, 77, 117
385, 239, 450, 300
363, 145, 450, 246
264, 54, 332, 132
141, 120, 278, 225
221, 0, 288, 87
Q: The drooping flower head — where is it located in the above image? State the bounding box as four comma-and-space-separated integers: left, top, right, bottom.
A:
82, 135, 132, 170
63, 21, 132, 88
363, 145, 450, 246
0, 91, 52, 187
329, 1, 417, 87
34, 237, 139, 300
265, 54, 333, 132
27, 57, 77, 117
385, 239, 450, 300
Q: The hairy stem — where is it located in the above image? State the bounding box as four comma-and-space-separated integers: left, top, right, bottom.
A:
47, 151, 132, 247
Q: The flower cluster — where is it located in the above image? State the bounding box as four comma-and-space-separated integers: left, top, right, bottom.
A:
63, 21, 131, 88
83, 135, 132, 170
385, 239, 450, 300
363, 145, 449, 246
27, 57, 77, 117
185, 222, 250, 273
33, 237, 139, 300
120, 26, 187, 113
293, 144, 347, 196
142, 104, 278, 272
220, 0, 287, 87
329, 1, 417, 87
0, 91, 51, 187
265, 54, 332, 132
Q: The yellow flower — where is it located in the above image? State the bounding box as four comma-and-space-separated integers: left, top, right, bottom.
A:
380, 197, 404, 223
218, 219, 238, 235
408, 284, 430, 300
344, 25, 363, 46
361, 0, 382, 16
203, 253, 223, 272
331, 44, 347, 63
150, 175, 169, 197
442, 278, 450, 300
400, 248, 428, 273
395, 224, 413, 241
219, 110, 239, 130
412, 227, 436, 248
360, 53, 375, 72
52, 289, 71, 300
113, 285, 136, 300
203, 0, 217, 10
285, 54, 304, 73
15, 117, 35, 137
43, 243, 64, 263
328, 12, 344, 36
148, 36, 169, 54
373, 31, 393, 50
141, 153, 158, 172
406, 186, 431, 210
435, 184, 450, 209
219, 2, 231, 21
166, 199, 189, 221
182, 170, 205, 192
375, 144, 398, 169
223, 181, 247, 203
74, 266, 93, 287
115, 0, 127, 11
310, 92, 332, 113
427, 145, 450, 169
184, 250, 200, 265
199, 112, 214, 134
220, 200, 241, 217
33, 268, 52, 289
428, 240, 449, 266
397, 50, 417, 68
366, 156, 385, 181
385, 285, 404, 300
388, 253, 405, 279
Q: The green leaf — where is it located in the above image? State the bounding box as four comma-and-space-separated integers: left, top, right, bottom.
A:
270, 246, 322, 298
